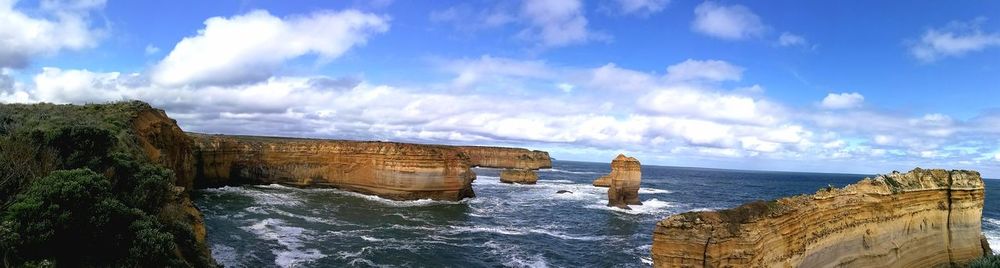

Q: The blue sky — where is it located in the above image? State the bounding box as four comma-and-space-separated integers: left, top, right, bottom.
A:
4, 0, 1000, 177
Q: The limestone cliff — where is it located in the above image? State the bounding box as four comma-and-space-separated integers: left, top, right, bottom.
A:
500, 169, 539, 184
455, 146, 552, 170
651, 168, 989, 268
190, 134, 477, 201
602, 154, 642, 209
126, 105, 213, 266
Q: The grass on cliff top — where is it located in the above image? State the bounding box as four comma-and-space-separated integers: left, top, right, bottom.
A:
0, 101, 214, 267
970, 255, 1000, 268
675, 199, 791, 235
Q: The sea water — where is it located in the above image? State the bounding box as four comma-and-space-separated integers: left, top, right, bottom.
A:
193, 160, 1000, 267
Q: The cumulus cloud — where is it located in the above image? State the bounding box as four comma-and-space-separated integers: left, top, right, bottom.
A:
665, 59, 744, 82
778, 32, 808, 47
691, 1, 765, 40
909, 18, 1000, 62
612, 0, 668, 15
0, 0, 106, 68
820, 92, 864, 109
151, 9, 388, 87
519, 0, 601, 47
8, 56, 998, 175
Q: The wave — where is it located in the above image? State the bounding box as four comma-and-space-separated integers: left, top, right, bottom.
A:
528, 229, 604, 241
638, 188, 672, 194
210, 244, 239, 267
538, 179, 575, 184
204, 185, 304, 206
539, 168, 600, 175
447, 225, 527, 236
585, 198, 676, 215
482, 240, 549, 268
985, 217, 1000, 254
241, 218, 326, 267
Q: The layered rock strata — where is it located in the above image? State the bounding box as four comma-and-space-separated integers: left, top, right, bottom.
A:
190, 134, 477, 201
456, 146, 552, 184
500, 169, 539, 184
455, 146, 552, 170
652, 168, 990, 268
600, 154, 642, 209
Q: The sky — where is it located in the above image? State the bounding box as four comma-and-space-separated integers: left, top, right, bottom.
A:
3, 0, 1000, 177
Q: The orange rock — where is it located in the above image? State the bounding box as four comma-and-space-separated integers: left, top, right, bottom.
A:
455, 146, 552, 170
500, 169, 538, 184
190, 134, 478, 201
651, 168, 991, 267
601, 154, 642, 209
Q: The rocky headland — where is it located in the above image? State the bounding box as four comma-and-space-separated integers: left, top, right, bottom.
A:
651, 168, 991, 267
189, 134, 477, 201
595, 154, 643, 209
189, 134, 553, 201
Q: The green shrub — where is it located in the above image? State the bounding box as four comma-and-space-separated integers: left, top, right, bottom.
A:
0, 169, 185, 266
970, 254, 1000, 268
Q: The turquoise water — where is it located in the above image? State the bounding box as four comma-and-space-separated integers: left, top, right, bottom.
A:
193, 160, 1000, 267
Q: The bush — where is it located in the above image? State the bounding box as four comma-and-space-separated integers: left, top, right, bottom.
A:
970, 255, 1000, 268
0, 169, 184, 266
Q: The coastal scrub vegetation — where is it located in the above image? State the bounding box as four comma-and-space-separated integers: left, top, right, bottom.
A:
0, 101, 209, 267
970, 254, 1000, 268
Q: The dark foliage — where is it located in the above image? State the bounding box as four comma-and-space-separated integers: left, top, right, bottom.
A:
970, 255, 1000, 268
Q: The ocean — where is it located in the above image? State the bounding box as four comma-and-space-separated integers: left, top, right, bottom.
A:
193, 160, 1000, 267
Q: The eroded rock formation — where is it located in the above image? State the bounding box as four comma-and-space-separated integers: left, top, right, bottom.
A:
500, 169, 539, 184
456, 146, 552, 184
600, 154, 642, 209
652, 168, 990, 268
190, 134, 478, 201
593, 174, 611, 187
456, 146, 552, 170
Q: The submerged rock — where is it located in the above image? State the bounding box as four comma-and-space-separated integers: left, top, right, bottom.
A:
601, 154, 642, 209
651, 168, 992, 267
500, 168, 539, 184
557, 190, 573, 194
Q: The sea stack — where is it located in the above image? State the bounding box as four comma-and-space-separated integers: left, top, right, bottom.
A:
500, 168, 539, 184
651, 168, 991, 267
603, 154, 642, 209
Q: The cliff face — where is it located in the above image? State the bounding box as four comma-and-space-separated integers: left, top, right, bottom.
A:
455, 146, 552, 170
190, 134, 477, 201
500, 169, 539, 184
131, 108, 197, 190
651, 168, 989, 268
603, 154, 642, 209
127, 106, 213, 266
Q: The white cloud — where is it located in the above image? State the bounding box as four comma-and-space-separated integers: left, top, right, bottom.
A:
639, 86, 782, 126
440, 55, 554, 89
519, 0, 598, 47
820, 92, 864, 109
613, 0, 668, 15
151, 9, 388, 87
909, 18, 1000, 62
665, 59, 744, 82
144, 44, 160, 55
691, 1, 765, 40
0, 0, 106, 68
778, 32, 807, 47
10, 56, 1000, 176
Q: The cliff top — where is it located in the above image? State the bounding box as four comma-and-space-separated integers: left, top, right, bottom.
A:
613, 154, 639, 162
659, 168, 984, 235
